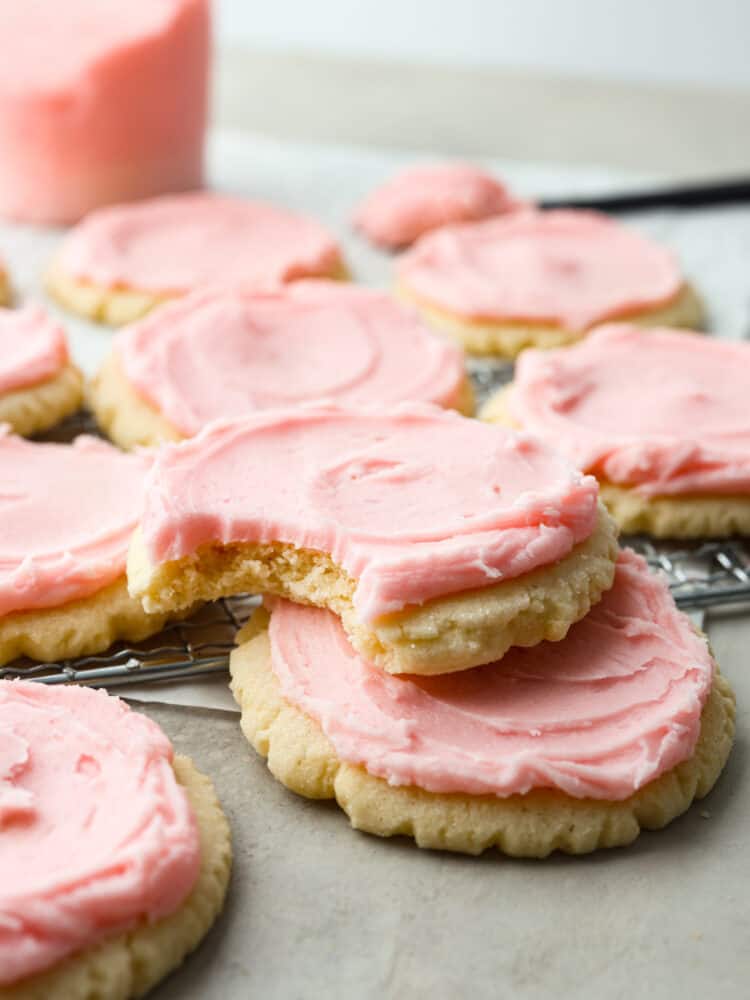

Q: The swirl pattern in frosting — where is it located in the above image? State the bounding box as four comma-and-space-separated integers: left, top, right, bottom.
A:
0, 681, 200, 986
267, 549, 714, 800
398, 209, 682, 328
56, 192, 342, 295
508, 324, 750, 496
115, 282, 468, 434
0, 433, 151, 616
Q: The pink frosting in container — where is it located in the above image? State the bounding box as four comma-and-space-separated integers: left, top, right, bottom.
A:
0, 433, 151, 616
0, 681, 200, 986
398, 209, 683, 326
267, 550, 714, 800
115, 282, 468, 434
57, 192, 343, 295
353, 162, 527, 249
0, 0, 211, 225
508, 324, 750, 496
139, 404, 600, 621
0, 306, 69, 394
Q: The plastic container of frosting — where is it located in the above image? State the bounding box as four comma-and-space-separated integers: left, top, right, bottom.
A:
0, 0, 211, 225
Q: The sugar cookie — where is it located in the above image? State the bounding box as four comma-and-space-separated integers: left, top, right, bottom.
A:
89, 282, 474, 449
483, 325, 750, 537
230, 550, 734, 857
0, 306, 83, 436
0, 433, 176, 666
128, 404, 618, 675
47, 192, 347, 326
353, 162, 527, 249
397, 209, 703, 358
0, 681, 231, 997
0, 1, 210, 224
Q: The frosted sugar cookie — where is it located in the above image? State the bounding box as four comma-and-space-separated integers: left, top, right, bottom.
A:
230, 550, 735, 857
0, 1, 210, 225
127, 404, 618, 675
483, 325, 750, 537
397, 209, 703, 358
0, 681, 231, 997
47, 192, 347, 326
353, 162, 527, 249
0, 306, 83, 436
0, 433, 181, 666
90, 282, 474, 449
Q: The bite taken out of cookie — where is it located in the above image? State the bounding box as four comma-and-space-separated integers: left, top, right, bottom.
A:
127, 403, 619, 676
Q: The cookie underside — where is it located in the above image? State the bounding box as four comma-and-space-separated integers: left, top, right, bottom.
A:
88, 354, 476, 451
0, 576, 180, 667
0, 364, 83, 437
4, 754, 232, 1000
230, 610, 735, 858
482, 387, 750, 538
46, 260, 351, 328
128, 507, 619, 675
397, 282, 704, 358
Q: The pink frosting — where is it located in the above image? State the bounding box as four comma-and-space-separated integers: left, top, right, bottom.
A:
268, 549, 714, 800
509, 324, 750, 496
353, 162, 527, 249
398, 209, 683, 327
57, 192, 342, 295
140, 404, 599, 621
115, 282, 468, 435
0, 433, 151, 616
0, 306, 70, 395
0, 1, 210, 225
0, 681, 200, 986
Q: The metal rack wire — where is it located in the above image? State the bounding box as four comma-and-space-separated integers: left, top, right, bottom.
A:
12, 392, 749, 689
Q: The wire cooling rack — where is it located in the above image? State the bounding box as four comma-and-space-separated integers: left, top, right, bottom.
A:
10, 390, 749, 689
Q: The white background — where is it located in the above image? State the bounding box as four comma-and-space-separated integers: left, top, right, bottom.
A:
216, 0, 750, 90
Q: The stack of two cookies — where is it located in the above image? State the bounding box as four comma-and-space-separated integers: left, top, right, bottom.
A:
126, 403, 735, 858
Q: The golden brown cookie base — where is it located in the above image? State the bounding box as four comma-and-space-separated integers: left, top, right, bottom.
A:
3, 755, 232, 1000
482, 387, 750, 538
46, 259, 351, 327
128, 507, 619, 675
230, 609, 735, 858
0, 576, 181, 667
0, 270, 10, 306
88, 353, 476, 451
598, 483, 750, 538
397, 281, 705, 358
0, 364, 84, 437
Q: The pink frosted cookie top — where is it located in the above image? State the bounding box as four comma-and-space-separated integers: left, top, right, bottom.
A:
0, 681, 200, 986
353, 162, 526, 249
0, 306, 70, 394
0, 433, 151, 616
56, 192, 342, 295
509, 324, 750, 497
268, 549, 714, 800
398, 209, 683, 327
116, 282, 468, 435
140, 404, 599, 621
